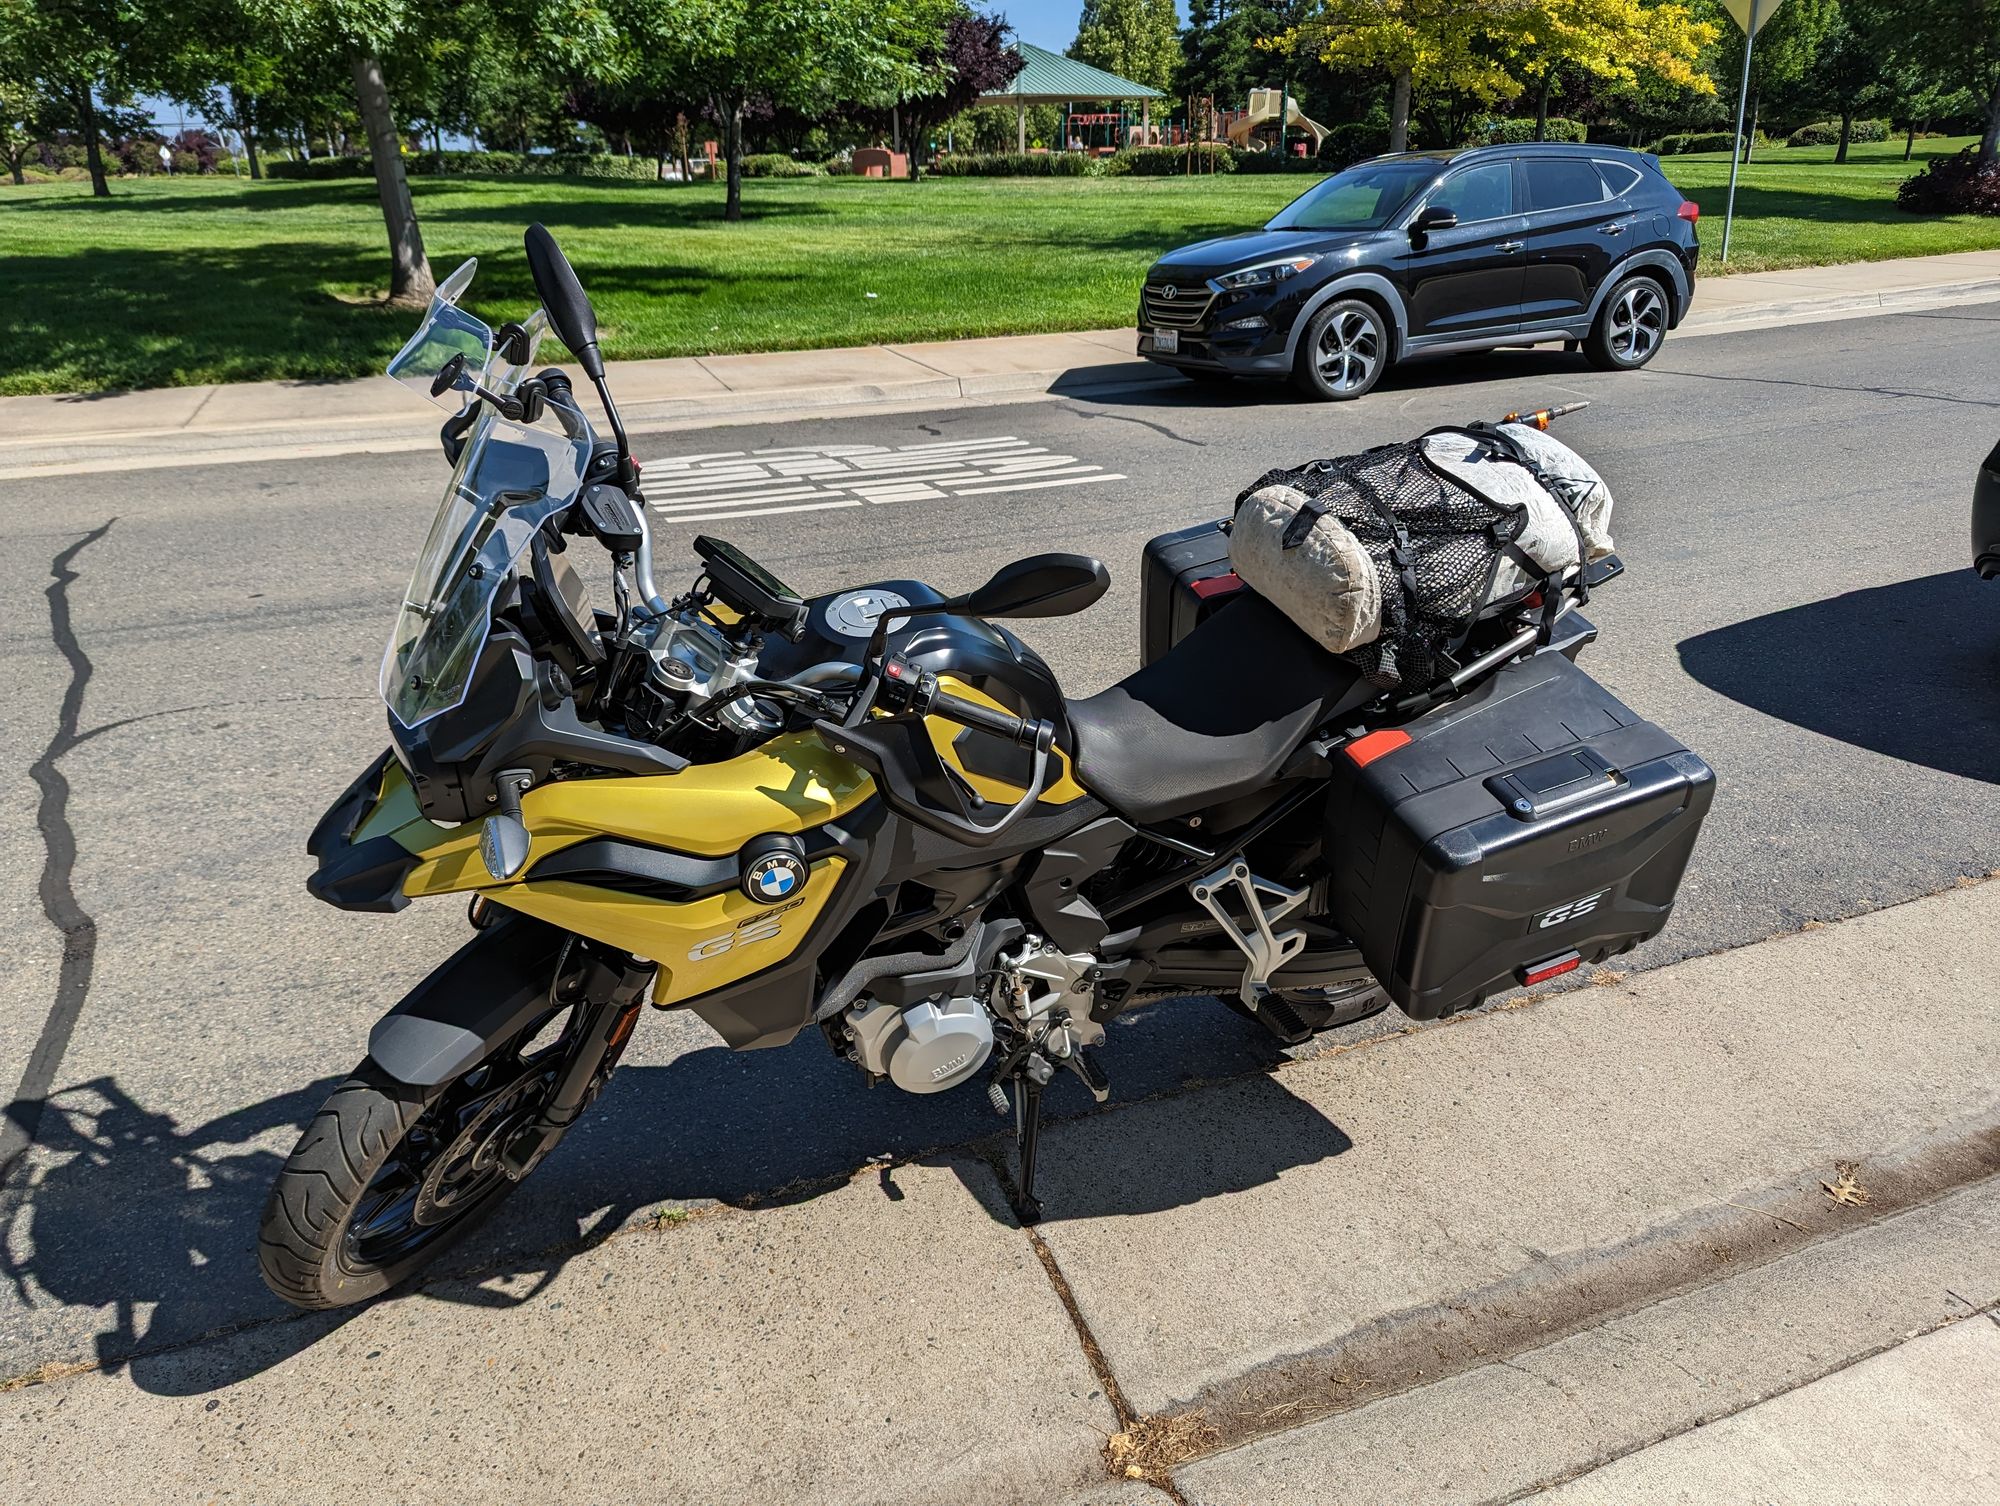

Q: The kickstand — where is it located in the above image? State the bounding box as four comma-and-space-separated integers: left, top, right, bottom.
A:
1011, 1066, 1049, 1225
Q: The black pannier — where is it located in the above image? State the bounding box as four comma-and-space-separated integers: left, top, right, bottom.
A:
1323, 650, 1715, 1020
1138, 517, 1239, 665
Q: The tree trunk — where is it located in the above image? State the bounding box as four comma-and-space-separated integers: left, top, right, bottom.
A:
8, 154, 23, 186
1904, 119, 1916, 160
242, 111, 262, 180
1388, 68, 1412, 153
1980, 76, 2000, 169
349, 54, 433, 305
724, 100, 744, 221
1535, 74, 1551, 141
1746, 89, 1760, 163
1836, 108, 1852, 164
656, 147, 668, 181
76, 86, 109, 197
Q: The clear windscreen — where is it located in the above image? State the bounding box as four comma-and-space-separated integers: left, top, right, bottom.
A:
386, 259, 496, 409
379, 391, 597, 728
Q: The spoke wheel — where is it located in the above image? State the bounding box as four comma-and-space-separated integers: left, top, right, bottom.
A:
1587, 276, 1669, 370
1294, 299, 1390, 401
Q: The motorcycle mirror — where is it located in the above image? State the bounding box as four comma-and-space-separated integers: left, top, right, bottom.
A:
429, 351, 470, 399
964, 553, 1110, 620
524, 223, 603, 380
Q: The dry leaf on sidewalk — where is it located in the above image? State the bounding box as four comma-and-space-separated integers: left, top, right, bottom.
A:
1105, 1412, 1220, 1480
1822, 1162, 1871, 1206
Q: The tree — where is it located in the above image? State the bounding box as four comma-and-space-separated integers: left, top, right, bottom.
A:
1708, 0, 1838, 160
1798, 6, 1889, 161
1506, 0, 1717, 140
621, 0, 956, 222
1289, 0, 1522, 151
0, 51, 59, 185
1861, 0, 2000, 168
0, 0, 206, 196
871, 10, 1023, 178
1073, 0, 1184, 94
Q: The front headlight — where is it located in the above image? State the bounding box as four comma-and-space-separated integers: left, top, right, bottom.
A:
1214, 255, 1320, 292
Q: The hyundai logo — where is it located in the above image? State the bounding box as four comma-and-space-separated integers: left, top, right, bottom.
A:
1162, 285, 1179, 300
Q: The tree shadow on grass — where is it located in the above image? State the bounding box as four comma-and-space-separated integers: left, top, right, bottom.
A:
1, 990, 1358, 1395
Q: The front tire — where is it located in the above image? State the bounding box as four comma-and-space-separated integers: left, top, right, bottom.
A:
1585, 275, 1670, 370
1292, 298, 1390, 401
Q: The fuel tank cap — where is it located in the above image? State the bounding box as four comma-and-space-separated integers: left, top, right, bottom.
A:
824, 588, 911, 639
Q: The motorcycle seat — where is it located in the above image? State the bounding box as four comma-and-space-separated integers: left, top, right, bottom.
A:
1066, 592, 1369, 824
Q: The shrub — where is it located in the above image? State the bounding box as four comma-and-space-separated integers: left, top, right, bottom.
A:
266, 155, 373, 180
931, 150, 1101, 177
1483, 116, 1588, 145
1645, 131, 1774, 156
1113, 143, 1236, 176
1319, 120, 1389, 166
1787, 118, 1890, 147
1232, 150, 1328, 173
739, 153, 825, 178
1897, 147, 2000, 214
409, 149, 658, 180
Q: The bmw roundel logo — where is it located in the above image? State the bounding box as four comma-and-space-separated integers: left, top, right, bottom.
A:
1162, 284, 1179, 300
743, 850, 807, 904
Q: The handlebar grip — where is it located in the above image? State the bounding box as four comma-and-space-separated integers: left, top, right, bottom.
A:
929, 691, 1037, 747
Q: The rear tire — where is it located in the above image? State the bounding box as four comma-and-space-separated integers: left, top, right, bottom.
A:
1292, 298, 1390, 402
1585, 275, 1670, 370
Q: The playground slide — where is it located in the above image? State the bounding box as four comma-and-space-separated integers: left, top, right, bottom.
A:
1226, 88, 1329, 154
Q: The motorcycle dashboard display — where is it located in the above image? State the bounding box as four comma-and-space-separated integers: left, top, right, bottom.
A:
693, 535, 805, 630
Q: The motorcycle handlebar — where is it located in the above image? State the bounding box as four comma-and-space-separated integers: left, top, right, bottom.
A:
928, 690, 1044, 748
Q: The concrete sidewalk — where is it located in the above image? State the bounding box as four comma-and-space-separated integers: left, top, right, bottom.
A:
3, 877, 1997, 1503
5, 247, 2000, 482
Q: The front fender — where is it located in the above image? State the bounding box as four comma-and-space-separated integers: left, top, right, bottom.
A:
306, 749, 422, 913
366, 912, 570, 1085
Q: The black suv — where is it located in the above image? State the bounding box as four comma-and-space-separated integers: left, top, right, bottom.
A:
1138, 144, 1699, 401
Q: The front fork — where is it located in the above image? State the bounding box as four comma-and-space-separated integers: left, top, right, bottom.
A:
498, 941, 652, 1180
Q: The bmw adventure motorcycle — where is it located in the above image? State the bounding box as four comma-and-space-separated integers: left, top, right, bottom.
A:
264, 228, 1712, 1309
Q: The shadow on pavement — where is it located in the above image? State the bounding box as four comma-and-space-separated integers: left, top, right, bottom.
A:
1069, 344, 1599, 413
1678, 570, 2000, 785
3, 992, 1360, 1395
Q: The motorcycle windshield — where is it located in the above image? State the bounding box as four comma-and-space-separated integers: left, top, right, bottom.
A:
379, 393, 597, 728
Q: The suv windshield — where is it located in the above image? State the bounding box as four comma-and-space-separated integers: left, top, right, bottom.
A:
1267, 158, 1442, 232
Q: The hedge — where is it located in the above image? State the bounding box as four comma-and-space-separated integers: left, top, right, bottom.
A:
1483, 117, 1588, 145
412, 150, 657, 180
1786, 118, 1890, 147
739, 153, 825, 178
1117, 143, 1236, 175
931, 150, 1101, 176
266, 156, 373, 179
1645, 131, 1771, 156
1232, 150, 1329, 173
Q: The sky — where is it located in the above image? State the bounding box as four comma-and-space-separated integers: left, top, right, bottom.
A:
1003, 1, 1187, 52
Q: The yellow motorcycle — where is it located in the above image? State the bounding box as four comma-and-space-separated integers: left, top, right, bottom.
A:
263, 228, 1712, 1309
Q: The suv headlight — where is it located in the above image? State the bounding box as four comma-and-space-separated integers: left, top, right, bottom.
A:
1213, 255, 1320, 292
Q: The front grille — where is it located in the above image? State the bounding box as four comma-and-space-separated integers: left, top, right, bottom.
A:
1142, 283, 1215, 331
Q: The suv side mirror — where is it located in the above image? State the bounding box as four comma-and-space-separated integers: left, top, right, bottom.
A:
1409, 204, 1458, 245
964, 553, 1110, 620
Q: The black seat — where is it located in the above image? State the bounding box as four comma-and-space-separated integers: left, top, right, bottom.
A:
1066, 593, 1368, 823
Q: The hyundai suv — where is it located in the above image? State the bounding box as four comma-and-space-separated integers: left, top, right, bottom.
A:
1137, 143, 1700, 401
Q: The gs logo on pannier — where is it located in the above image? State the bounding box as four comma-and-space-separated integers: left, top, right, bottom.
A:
1536, 889, 1609, 929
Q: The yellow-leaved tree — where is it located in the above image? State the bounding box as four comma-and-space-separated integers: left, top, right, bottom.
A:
1504, 0, 1718, 139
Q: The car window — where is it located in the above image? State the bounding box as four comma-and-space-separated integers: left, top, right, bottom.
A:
1429, 162, 1514, 222
1266, 158, 1441, 231
1594, 159, 1643, 198
1523, 157, 1609, 212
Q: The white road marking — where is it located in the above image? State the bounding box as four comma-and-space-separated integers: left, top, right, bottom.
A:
640, 435, 1122, 525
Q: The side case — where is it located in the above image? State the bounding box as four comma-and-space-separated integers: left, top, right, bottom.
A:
1139, 519, 1240, 665
1324, 652, 1716, 1020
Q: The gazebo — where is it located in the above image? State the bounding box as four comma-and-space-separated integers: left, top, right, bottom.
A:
980, 42, 1166, 153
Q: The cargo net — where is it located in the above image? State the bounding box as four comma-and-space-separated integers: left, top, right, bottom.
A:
1237, 440, 1527, 690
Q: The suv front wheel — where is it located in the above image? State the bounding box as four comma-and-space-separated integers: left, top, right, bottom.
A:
1585, 274, 1670, 371
1293, 298, 1390, 401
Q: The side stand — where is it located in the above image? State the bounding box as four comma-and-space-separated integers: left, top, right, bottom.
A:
1013, 1073, 1046, 1225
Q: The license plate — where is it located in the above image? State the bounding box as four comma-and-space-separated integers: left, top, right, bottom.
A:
1144, 329, 1179, 354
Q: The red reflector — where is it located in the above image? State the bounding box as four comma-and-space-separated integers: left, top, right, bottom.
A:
1678, 200, 1700, 223
1520, 951, 1582, 987
1345, 729, 1411, 767
1191, 571, 1245, 600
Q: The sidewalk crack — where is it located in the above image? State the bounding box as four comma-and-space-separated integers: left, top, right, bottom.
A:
2, 521, 115, 1192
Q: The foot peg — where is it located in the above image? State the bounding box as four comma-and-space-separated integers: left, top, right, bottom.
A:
1191, 858, 1308, 1008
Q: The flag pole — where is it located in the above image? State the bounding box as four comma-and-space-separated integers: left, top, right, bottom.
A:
1721, 0, 1759, 263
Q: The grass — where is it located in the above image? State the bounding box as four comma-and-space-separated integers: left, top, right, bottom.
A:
1, 133, 1995, 397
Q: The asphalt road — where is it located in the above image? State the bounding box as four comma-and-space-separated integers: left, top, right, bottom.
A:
4, 305, 1998, 1383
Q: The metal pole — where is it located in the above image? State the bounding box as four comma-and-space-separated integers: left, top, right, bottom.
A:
1720, 0, 1759, 263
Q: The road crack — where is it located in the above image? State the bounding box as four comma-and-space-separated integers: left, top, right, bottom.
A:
1064, 405, 1207, 447
2, 521, 115, 1190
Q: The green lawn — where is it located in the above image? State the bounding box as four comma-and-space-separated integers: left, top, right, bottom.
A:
2, 134, 1995, 397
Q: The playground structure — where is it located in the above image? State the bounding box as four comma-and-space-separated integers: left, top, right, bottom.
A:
1223, 88, 1330, 156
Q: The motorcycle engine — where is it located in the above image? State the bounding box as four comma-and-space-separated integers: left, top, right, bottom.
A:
844, 996, 995, 1094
